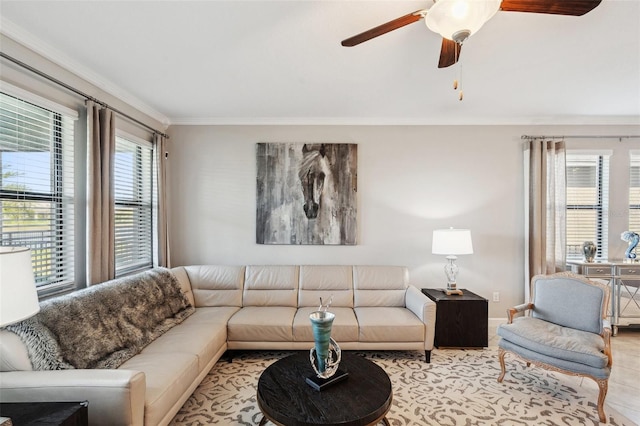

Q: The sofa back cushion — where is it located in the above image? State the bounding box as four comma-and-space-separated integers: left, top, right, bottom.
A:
243, 266, 299, 307
353, 266, 408, 307
183, 265, 245, 307
298, 265, 354, 308
531, 274, 607, 334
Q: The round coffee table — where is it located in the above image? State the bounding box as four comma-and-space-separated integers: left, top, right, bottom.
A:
257, 352, 392, 426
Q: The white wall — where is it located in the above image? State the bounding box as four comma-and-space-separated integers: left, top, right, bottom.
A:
166, 124, 638, 317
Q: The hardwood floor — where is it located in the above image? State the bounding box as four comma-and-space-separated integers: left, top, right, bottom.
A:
489, 326, 640, 425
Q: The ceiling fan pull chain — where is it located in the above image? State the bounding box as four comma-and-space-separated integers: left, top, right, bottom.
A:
458, 63, 464, 101
456, 42, 463, 101
453, 42, 459, 90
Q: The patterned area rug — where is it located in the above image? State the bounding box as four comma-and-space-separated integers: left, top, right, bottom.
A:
171, 348, 633, 426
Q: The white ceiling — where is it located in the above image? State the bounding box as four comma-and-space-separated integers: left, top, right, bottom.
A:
1, 0, 639, 126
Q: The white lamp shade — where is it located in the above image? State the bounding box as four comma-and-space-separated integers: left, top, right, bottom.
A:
425, 0, 501, 41
0, 247, 40, 326
432, 228, 474, 255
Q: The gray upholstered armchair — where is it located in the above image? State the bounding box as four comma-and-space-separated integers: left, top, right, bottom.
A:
496, 272, 612, 423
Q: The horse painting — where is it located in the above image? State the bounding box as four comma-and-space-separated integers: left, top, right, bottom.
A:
256, 143, 357, 245
299, 144, 331, 220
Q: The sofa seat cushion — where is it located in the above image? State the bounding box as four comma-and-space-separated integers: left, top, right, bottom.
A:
292, 307, 359, 342
354, 307, 424, 342
497, 317, 608, 369
141, 321, 226, 371
118, 352, 198, 426
227, 307, 296, 341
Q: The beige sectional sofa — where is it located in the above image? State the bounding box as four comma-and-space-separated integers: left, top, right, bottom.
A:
0, 265, 436, 426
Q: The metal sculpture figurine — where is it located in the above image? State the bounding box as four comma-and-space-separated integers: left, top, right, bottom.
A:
621, 231, 639, 260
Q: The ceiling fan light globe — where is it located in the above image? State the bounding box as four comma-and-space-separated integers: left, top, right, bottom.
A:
425, 0, 501, 41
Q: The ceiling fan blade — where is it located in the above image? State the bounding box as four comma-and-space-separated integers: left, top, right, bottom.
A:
341, 10, 425, 47
438, 38, 461, 68
500, 0, 602, 16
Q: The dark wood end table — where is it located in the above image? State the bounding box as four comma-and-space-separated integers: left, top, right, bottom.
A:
257, 352, 392, 426
422, 288, 488, 349
0, 401, 88, 426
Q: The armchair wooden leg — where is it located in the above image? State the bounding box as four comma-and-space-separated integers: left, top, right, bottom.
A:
595, 378, 608, 423
497, 348, 507, 383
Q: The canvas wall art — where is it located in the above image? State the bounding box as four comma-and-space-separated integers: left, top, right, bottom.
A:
256, 143, 357, 245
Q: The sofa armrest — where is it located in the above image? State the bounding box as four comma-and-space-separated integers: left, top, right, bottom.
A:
405, 286, 437, 350
0, 369, 145, 426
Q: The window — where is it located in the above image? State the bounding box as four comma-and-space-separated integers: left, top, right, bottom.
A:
631, 153, 640, 234
566, 153, 610, 260
0, 91, 76, 295
114, 134, 154, 276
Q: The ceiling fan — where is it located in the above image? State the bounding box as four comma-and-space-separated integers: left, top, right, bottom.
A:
341, 0, 602, 69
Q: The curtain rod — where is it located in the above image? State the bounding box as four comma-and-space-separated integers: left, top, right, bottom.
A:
0, 52, 169, 139
522, 135, 639, 141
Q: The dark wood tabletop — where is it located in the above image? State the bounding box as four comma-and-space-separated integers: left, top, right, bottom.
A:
257, 352, 392, 426
0, 401, 88, 426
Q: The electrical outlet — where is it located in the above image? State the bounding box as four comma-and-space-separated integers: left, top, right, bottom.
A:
492, 292, 500, 302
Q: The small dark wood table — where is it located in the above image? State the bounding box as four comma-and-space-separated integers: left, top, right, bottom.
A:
422, 288, 488, 349
0, 401, 88, 426
257, 352, 392, 426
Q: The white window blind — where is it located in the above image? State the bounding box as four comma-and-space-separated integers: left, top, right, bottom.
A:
566, 153, 610, 260
630, 152, 640, 235
114, 135, 153, 276
0, 92, 75, 294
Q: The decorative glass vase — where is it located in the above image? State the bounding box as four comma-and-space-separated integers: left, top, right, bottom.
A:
582, 241, 597, 263
621, 231, 639, 260
309, 310, 341, 379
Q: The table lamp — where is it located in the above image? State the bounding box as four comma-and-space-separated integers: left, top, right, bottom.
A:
432, 228, 473, 296
0, 246, 40, 326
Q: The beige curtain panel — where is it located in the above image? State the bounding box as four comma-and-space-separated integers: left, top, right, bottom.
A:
87, 100, 116, 285
528, 139, 566, 280
155, 133, 170, 268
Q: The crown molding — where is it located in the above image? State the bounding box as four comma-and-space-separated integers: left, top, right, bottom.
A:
169, 115, 640, 127
0, 17, 170, 128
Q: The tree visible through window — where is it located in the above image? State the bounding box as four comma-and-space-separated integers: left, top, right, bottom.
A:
0, 92, 75, 294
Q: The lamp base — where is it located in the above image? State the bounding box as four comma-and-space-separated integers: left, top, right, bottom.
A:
443, 288, 464, 296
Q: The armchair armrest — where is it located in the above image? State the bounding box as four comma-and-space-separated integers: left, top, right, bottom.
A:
507, 303, 534, 323
601, 321, 613, 367
0, 369, 145, 426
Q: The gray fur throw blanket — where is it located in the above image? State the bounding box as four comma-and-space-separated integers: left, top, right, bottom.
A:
7, 268, 194, 370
